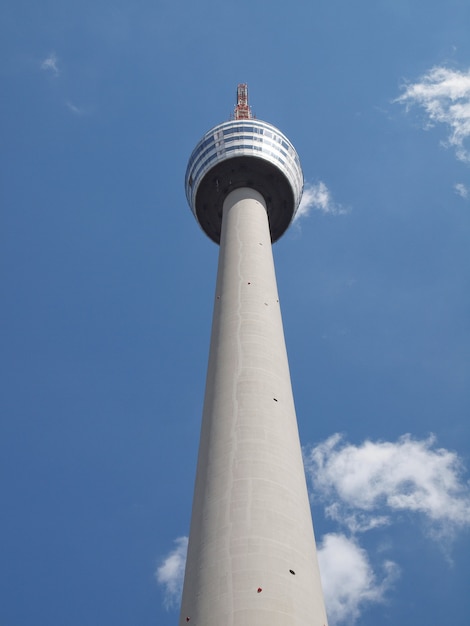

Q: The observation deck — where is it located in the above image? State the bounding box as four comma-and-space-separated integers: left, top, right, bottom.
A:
185, 118, 303, 244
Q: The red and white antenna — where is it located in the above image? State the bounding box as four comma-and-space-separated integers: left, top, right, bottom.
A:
234, 83, 252, 119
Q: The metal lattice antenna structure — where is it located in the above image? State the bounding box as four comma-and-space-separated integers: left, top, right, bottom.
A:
180, 86, 328, 626
233, 83, 252, 119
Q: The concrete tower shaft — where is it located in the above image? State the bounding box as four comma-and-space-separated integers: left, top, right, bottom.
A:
180, 188, 328, 625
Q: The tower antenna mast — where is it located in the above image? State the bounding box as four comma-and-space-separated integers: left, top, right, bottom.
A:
233, 83, 252, 119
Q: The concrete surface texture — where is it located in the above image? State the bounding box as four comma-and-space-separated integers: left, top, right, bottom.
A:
179, 188, 328, 626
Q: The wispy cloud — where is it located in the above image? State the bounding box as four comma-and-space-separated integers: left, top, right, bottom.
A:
318, 533, 399, 625
296, 181, 348, 220
66, 101, 85, 116
39, 55, 88, 116
454, 182, 469, 198
306, 434, 470, 537
155, 536, 188, 610
40, 52, 60, 77
395, 66, 470, 163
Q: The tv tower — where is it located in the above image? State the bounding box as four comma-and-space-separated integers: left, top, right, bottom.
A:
180, 85, 328, 626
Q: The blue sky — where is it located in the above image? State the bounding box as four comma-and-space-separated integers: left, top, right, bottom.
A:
1, 1, 469, 625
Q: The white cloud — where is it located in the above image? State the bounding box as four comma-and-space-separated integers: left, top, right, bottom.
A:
318, 533, 399, 625
66, 101, 84, 116
158, 434, 469, 620
155, 536, 188, 610
454, 182, 469, 198
40, 52, 60, 76
306, 434, 470, 537
395, 66, 470, 162
296, 181, 348, 220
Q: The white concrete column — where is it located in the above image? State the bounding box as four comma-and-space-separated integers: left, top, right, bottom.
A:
179, 188, 328, 626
